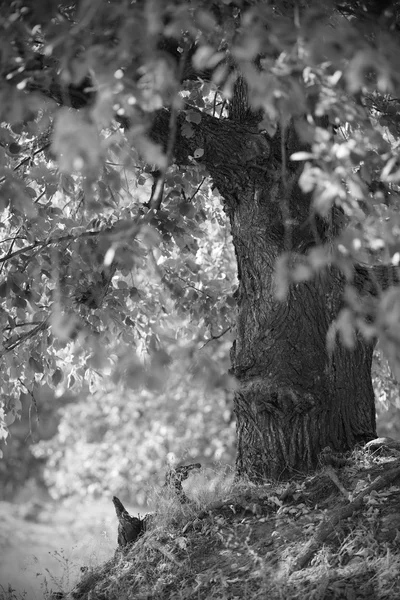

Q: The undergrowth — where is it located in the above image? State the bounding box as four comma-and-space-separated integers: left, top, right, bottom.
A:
2, 450, 400, 600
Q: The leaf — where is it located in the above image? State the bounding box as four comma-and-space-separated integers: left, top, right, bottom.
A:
307, 247, 330, 270
291, 152, 314, 161
313, 186, 338, 217
104, 246, 115, 267
181, 123, 194, 138
29, 357, 43, 373
52, 108, 102, 173
186, 111, 202, 125
165, 190, 181, 200
180, 203, 196, 218
9, 143, 21, 155
192, 46, 224, 70
4, 412, 16, 426
13, 397, 22, 414
135, 135, 167, 169
274, 254, 289, 301
186, 258, 200, 273
292, 263, 312, 282
335, 309, 355, 350
226, 294, 236, 307
25, 187, 37, 198
15, 295, 26, 308
52, 368, 63, 386
176, 537, 187, 550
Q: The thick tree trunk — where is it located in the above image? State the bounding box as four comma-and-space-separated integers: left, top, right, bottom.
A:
151, 107, 377, 480
229, 198, 376, 480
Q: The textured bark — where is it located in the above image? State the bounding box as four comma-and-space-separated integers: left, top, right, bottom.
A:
151, 108, 378, 480
231, 253, 376, 480
213, 128, 376, 480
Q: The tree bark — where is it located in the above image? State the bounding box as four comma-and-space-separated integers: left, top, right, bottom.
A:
230, 227, 376, 480
150, 107, 377, 480
207, 126, 376, 480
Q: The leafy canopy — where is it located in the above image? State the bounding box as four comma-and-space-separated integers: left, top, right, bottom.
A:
1, 0, 400, 461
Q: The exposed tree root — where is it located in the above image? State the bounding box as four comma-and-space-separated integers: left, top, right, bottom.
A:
291, 459, 400, 572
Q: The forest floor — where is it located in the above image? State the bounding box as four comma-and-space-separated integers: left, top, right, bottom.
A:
1, 444, 400, 600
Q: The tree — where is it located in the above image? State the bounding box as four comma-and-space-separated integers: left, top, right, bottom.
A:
1, 0, 400, 481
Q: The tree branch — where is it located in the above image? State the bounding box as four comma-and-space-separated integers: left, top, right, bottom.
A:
0, 230, 101, 264
148, 45, 191, 211
148, 108, 271, 201
3, 321, 44, 331
1, 318, 49, 355
0, 144, 50, 185
188, 177, 206, 202
0, 227, 22, 275
200, 325, 232, 349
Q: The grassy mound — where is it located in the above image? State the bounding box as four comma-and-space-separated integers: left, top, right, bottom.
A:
4, 448, 400, 600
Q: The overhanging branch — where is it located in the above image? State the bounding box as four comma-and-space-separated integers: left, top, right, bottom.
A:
1, 318, 49, 355
0, 229, 101, 264
0, 218, 143, 265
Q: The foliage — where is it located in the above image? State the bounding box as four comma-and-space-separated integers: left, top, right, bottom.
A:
2, 0, 400, 470
33, 351, 236, 504
373, 347, 400, 439
0, 384, 76, 501
0, 0, 240, 446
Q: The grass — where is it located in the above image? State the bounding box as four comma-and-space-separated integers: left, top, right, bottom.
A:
2, 452, 400, 599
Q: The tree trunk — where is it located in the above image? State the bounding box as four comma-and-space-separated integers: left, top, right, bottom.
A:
202, 121, 377, 480
226, 142, 377, 479
229, 198, 376, 480
150, 107, 377, 481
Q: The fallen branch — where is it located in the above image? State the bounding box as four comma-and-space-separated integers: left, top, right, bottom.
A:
291, 460, 400, 572
324, 465, 350, 500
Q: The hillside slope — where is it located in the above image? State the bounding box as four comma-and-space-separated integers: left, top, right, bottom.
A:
49, 445, 400, 600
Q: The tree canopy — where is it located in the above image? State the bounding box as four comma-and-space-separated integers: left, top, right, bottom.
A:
1, 0, 400, 485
